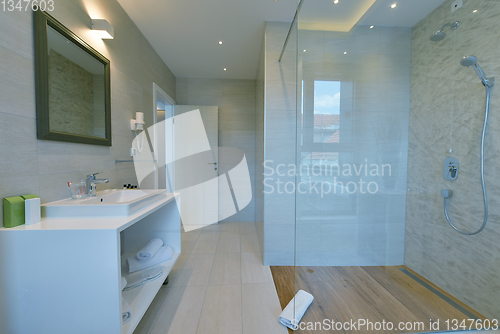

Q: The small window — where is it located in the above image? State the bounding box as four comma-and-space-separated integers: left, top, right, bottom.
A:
313, 81, 341, 143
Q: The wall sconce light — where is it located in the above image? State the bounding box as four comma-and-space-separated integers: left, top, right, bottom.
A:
131, 112, 145, 131
91, 19, 114, 39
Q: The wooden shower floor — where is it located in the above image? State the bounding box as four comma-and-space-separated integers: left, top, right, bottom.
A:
270, 266, 487, 334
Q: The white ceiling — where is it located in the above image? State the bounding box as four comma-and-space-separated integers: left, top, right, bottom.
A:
359, 0, 447, 26
116, 0, 446, 80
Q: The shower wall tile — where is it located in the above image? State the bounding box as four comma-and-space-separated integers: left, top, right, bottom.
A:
407, 0, 500, 319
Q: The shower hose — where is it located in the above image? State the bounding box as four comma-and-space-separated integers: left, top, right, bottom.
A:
443, 85, 491, 235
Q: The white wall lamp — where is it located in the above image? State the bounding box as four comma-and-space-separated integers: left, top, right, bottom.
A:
131, 112, 145, 156
131, 112, 145, 131
91, 19, 114, 39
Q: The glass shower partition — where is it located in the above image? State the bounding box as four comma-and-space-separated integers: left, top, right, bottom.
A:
285, 0, 500, 330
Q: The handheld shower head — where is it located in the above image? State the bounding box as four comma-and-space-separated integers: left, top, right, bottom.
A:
460, 55, 478, 67
460, 55, 494, 87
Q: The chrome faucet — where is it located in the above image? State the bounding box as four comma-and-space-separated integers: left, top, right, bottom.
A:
86, 172, 110, 197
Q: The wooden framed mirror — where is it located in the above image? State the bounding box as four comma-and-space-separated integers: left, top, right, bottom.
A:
34, 10, 111, 146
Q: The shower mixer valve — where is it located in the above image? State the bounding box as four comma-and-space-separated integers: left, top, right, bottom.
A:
443, 157, 459, 181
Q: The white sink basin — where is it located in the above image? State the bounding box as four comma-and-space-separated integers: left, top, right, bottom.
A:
42, 189, 168, 218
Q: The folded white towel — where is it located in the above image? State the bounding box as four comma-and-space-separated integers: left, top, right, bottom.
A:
122, 297, 133, 324
121, 277, 127, 291
124, 267, 164, 291
278, 290, 314, 330
136, 238, 164, 262
127, 245, 173, 273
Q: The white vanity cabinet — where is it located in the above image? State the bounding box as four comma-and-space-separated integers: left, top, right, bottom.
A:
0, 192, 181, 334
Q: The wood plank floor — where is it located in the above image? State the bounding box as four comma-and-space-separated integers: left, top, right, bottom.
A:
270, 266, 487, 334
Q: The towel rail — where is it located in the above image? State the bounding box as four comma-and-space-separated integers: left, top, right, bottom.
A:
115, 159, 157, 163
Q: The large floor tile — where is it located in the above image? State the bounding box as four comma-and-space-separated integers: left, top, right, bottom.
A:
134, 286, 172, 334
149, 286, 206, 334
241, 252, 274, 284
240, 222, 257, 234
220, 222, 241, 233
174, 253, 215, 287
242, 283, 288, 334
216, 232, 241, 253
209, 252, 241, 285
200, 223, 223, 233
196, 285, 242, 334
240, 232, 260, 253
191, 233, 220, 254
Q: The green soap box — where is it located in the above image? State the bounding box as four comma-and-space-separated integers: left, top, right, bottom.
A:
3, 196, 25, 228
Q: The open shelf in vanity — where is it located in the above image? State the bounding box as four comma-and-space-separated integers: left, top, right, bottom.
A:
0, 192, 181, 334
121, 252, 180, 334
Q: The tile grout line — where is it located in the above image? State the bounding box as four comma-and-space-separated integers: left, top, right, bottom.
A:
191, 228, 212, 334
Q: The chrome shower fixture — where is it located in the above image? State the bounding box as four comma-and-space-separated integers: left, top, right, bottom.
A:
442, 55, 494, 235
460, 55, 495, 87
430, 21, 460, 41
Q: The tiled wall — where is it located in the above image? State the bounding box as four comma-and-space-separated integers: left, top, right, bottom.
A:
262, 22, 412, 266
176, 78, 257, 222
0, 0, 176, 226
406, 0, 500, 318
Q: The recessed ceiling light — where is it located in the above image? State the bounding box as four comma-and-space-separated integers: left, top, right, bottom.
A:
218, 41, 223, 45
370, 25, 374, 29
333, 0, 339, 4
223, 68, 227, 71
303, 49, 306, 52
473, 9, 478, 13
344, 51, 347, 54
390, 3, 397, 8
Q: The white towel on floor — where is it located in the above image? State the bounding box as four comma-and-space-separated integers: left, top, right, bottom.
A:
121, 277, 127, 291
122, 297, 133, 324
278, 290, 314, 330
136, 238, 164, 262
127, 245, 173, 273
124, 267, 164, 291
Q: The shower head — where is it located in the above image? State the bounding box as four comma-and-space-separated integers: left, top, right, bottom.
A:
460, 55, 495, 87
430, 31, 446, 41
460, 55, 478, 67
430, 21, 460, 41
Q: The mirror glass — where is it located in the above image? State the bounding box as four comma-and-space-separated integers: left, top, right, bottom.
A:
47, 25, 106, 138
35, 10, 111, 146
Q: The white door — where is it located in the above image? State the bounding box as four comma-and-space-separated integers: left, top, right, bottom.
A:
172, 106, 219, 231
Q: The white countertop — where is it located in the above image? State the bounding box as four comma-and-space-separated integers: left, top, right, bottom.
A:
0, 193, 179, 232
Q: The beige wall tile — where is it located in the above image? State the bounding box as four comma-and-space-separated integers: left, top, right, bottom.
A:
407, 0, 500, 319
0, 46, 36, 119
